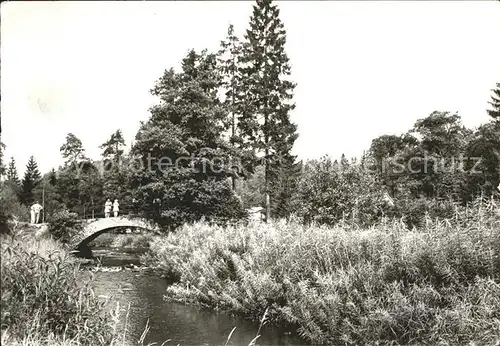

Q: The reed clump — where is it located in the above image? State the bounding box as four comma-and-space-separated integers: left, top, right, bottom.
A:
143, 199, 500, 345
0, 234, 114, 345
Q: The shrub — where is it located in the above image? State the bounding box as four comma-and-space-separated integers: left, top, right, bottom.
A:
0, 184, 28, 234
48, 210, 82, 243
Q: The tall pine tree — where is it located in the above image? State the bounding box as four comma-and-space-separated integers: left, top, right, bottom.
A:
20, 156, 42, 206
237, 0, 298, 221
60, 133, 86, 164
100, 129, 126, 160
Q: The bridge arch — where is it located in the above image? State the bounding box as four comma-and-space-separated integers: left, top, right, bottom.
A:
70, 217, 161, 250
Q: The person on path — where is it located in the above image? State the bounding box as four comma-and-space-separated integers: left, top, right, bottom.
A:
113, 199, 120, 217
104, 199, 112, 218
30, 201, 43, 224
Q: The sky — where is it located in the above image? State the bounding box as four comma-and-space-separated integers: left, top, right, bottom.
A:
2, 1, 500, 175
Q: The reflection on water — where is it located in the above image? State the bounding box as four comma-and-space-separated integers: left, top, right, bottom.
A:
80, 248, 307, 346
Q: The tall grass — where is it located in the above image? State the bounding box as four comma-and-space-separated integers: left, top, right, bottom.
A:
0, 234, 114, 345
143, 199, 500, 345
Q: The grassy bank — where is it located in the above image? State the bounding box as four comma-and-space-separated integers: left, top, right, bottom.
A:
0, 232, 115, 345
143, 203, 500, 345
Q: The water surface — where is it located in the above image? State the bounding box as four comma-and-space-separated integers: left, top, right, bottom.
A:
81, 247, 306, 346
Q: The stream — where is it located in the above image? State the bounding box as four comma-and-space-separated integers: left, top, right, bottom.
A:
79, 247, 307, 346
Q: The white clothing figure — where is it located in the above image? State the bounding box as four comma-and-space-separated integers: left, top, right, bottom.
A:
30, 207, 35, 224
113, 199, 119, 217
30, 202, 43, 224
104, 199, 112, 218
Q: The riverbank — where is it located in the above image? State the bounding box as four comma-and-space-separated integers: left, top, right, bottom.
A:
0, 231, 116, 345
1, 229, 283, 346
142, 211, 500, 345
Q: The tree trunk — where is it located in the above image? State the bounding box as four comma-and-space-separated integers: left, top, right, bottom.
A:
231, 110, 236, 191
265, 116, 271, 222
231, 56, 237, 192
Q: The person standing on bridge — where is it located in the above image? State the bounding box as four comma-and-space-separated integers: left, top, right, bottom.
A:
104, 199, 112, 218
113, 199, 120, 217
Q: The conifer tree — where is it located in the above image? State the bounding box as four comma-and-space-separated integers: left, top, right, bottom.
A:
218, 24, 246, 190
100, 129, 127, 209
100, 129, 126, 160
20, 156, 42, 205
6, 157, 19, 185
60, 133, 86, 164
237, 0, 298, 221
5, 157, 20, 195
487, 82, 500, 120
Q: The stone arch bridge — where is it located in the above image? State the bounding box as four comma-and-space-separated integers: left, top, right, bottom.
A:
70, 216, 161, 251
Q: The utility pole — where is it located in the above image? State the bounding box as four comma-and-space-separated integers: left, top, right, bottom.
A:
42, 182, 45, 223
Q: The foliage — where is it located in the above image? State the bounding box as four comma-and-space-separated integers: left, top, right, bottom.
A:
465, 121, 500, 199
77, 161, 105, 218
47, 210, 82, 244
0, 184, 28, 227
34, 171, 65, 222
99, 130, 129, 211
144, 200, 500, 345
236, 0, 298, 220
236, 165, 266, 209
100, 129, 126, 160
20, 155, 42, 206
130, 49, 246, 229
55, 135, 107, 218
88, 232, 156, 249
60, 133, 86, 164
218, 24, 256, 190
6, 157, 20, 186
0, 141, 5, 178
293, 156, 387, 227
365, 111, 498, 212
0, 236, 113, 345
487, 82, 500, 120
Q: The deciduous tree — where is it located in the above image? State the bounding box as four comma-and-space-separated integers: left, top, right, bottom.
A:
130, 49, 245, 228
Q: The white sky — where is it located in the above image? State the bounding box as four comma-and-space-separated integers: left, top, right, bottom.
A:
2, 1, 500, 175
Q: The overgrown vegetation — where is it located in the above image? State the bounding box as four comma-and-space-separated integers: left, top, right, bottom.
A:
47, 210, 83, 244
143, 199, 500, 345
0, 235, 113, 345
1, 1, 499, 344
